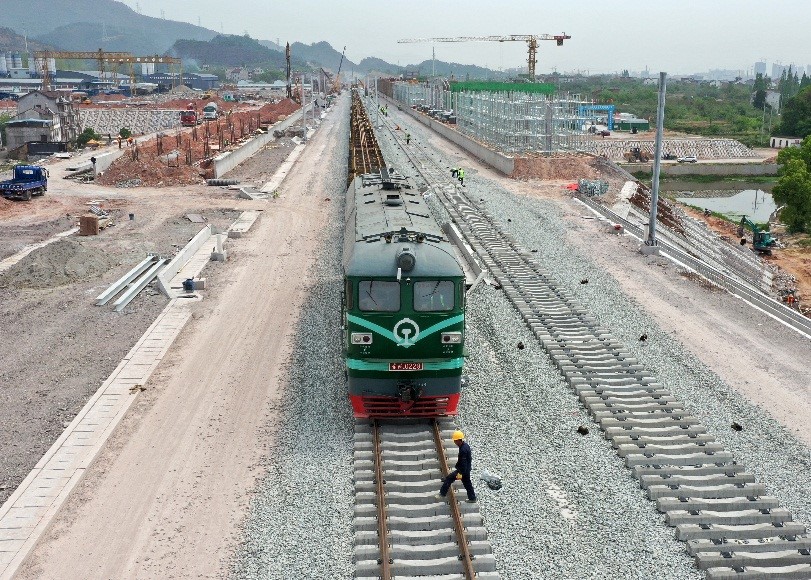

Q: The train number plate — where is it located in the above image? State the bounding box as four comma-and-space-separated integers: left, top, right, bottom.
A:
389, 362, 423, 371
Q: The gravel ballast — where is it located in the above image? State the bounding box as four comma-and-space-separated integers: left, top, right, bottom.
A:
374, 106, 810, 578
229, 107, 355, 579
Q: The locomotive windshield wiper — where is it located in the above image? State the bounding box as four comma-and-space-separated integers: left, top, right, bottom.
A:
366, 281, 378, 307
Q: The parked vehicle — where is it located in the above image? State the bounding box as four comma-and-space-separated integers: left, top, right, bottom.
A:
0, 165, 48, 201
180, 104, 199, 127
677, 155, 698, 163
202, 101, 219, 120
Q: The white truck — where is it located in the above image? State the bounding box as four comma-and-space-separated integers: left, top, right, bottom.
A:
202, 101, 219, 120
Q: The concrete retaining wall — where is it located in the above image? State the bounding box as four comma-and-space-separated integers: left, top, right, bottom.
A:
386, 96, 515, 176
620, 162, 779, 177
212, 104, 311, 177
94, 150, 125, 175
156, 225, 212, 297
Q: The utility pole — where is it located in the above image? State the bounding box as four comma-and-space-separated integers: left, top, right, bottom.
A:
375, 76, 380, 128
302, 75, 307, 144
643, 71, 667, 253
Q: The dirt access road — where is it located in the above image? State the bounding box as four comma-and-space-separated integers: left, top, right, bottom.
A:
15, 96, 348, 578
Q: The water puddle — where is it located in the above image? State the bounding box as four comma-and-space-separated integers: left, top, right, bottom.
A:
676, 189, 776, 222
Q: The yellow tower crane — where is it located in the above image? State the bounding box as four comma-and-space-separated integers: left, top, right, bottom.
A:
33, 50, 183, 92
397, 34, 571, 81
33, 50, 131, 91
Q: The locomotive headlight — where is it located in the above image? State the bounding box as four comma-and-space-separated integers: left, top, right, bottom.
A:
351, 333, 373, 345
441, 332, 462, 344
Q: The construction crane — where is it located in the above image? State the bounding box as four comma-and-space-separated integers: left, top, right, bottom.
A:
33, 50, 131, 91
397, 34, 571, 80
285, 42, 292, 100
333, 46, 346, 94
117, 55, 183, 93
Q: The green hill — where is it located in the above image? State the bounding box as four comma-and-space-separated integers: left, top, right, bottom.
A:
3, 0, 216, 54
171, 35, 308, 69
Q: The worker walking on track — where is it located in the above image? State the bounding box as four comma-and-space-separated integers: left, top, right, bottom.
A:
436, 430, 477, 503
458, 168, 465, 186
406, 132, 411, 145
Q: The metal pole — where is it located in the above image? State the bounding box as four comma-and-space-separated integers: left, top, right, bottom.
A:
302, 75, 307, 144
647, 71, 667, 247
375, 76, 380, 127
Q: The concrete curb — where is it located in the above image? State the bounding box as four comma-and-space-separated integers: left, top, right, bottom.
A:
156, 225, 213, 298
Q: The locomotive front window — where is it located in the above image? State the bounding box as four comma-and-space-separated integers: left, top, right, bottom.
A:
414, 281, 454, 312
358, 281, 400, 312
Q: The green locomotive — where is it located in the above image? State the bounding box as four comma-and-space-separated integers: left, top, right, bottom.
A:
343, 168, 466, 417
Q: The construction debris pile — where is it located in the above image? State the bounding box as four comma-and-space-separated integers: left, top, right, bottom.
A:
95, 99, 300, 187
512, 154, 599, 181
629, 183, 686, 235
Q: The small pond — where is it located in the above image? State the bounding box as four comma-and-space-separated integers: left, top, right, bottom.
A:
675, 189, 777, 223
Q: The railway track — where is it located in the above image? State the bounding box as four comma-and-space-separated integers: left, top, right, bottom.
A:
353, 420, 499, 579
369, 97, 811, 579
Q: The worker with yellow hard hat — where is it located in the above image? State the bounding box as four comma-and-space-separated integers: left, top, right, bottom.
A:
436, 429, 477, 503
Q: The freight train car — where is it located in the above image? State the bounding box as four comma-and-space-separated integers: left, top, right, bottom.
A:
343, 168, 466, 417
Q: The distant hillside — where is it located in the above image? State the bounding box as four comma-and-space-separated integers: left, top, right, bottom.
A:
3, 0, 216, 54
257, 40, 284, 52
356, 57, 401, 75
412, 60, 507, 80
0, 27, 54, 53
171, 35, 308, 69
353, 57, 505, 80
290, 41, 356, 72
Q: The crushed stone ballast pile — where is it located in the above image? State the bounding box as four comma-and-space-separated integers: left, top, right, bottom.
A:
369, 98, 811, 580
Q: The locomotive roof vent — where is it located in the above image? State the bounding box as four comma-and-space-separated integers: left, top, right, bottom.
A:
396, 246, 416, 272
385, 193, 404, 206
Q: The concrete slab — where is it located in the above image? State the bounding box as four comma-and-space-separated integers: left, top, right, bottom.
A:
259, 143, 306, 194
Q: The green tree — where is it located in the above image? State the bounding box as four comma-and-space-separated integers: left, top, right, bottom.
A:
76, 127, 101, 147
776, 86, 811, 138
119, 127, 132, 139
774, 139, 811, 233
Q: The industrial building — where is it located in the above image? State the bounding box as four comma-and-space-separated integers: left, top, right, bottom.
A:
143, 72, 219, 91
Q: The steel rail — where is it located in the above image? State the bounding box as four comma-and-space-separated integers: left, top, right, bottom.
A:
431, 421, 476, 580
578, 196, 811, 339
371, 420, 392, 579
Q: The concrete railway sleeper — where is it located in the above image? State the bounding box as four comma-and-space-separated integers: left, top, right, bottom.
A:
366, 98, 811, 578
354, 420, 499, 579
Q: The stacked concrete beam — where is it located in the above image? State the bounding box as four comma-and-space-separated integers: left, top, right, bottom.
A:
80, 109, 181, 136
589, 138, 759, 162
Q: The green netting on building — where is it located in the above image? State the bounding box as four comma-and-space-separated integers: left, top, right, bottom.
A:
448, 81, 556, 94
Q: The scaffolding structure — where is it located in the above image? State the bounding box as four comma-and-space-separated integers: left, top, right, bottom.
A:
392, 81, 594, 155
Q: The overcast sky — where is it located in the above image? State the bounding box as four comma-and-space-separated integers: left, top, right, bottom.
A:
127, 0, 810, 75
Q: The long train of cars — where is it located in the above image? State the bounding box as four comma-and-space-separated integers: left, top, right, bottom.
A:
343, 166, 467, 418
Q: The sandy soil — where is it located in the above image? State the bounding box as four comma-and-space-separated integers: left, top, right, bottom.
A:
15, 96, 346, 579
406, 112, 811, 446
0, 123, 302, 506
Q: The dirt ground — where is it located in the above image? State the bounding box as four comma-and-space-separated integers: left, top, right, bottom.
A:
94, 99, 301, 187
13, 95, 345, 578
0, 125, 302, 507
411, 113, 811, 446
